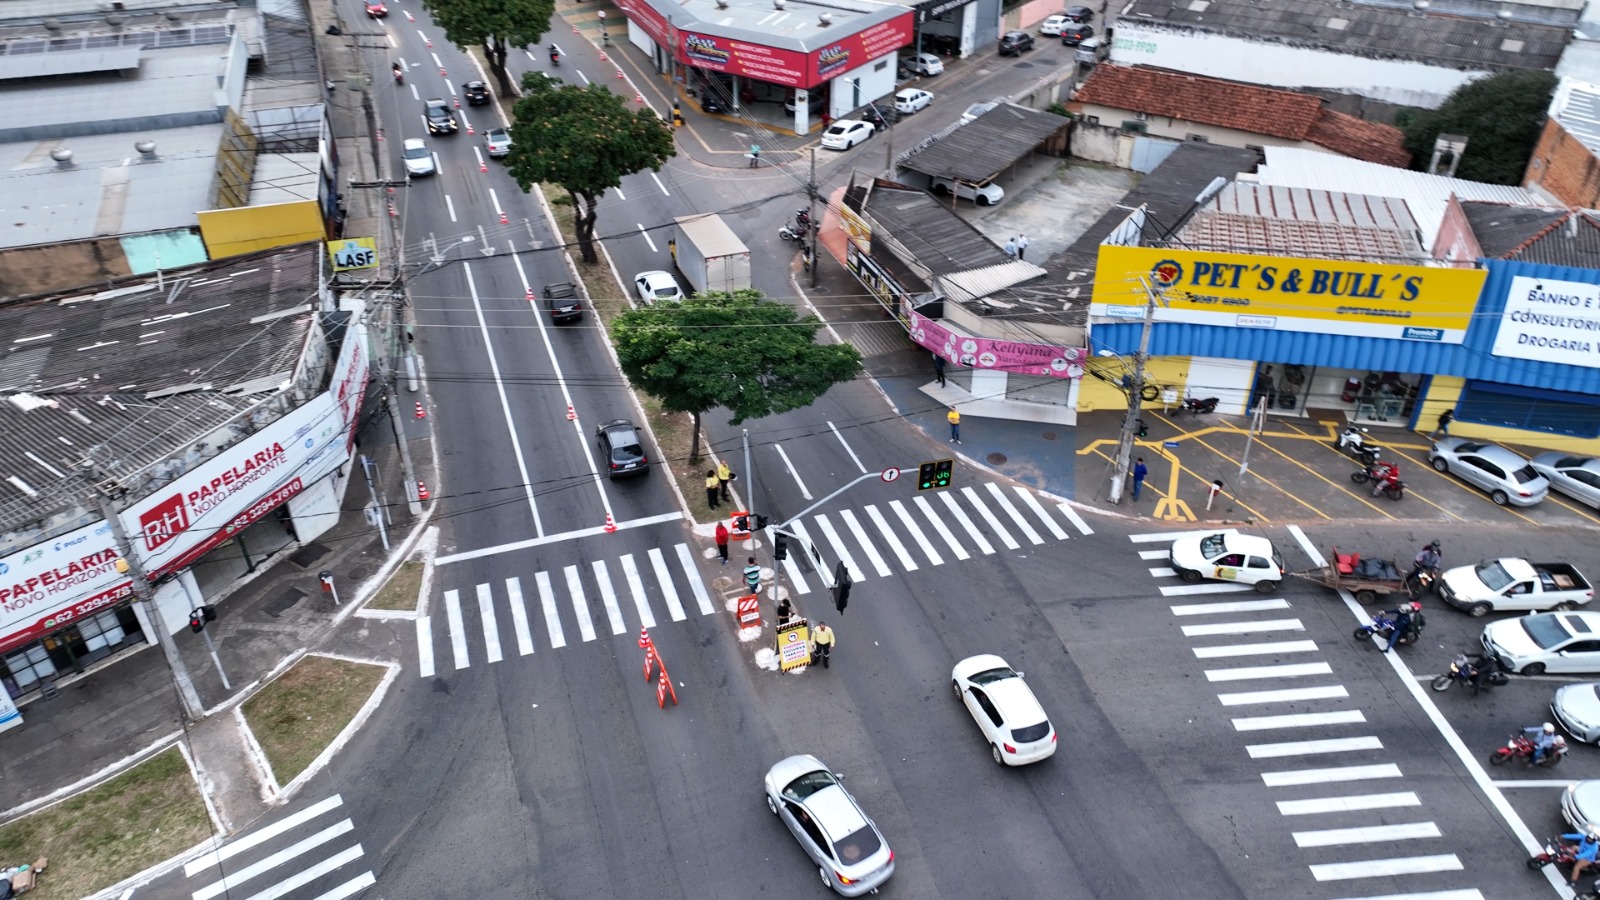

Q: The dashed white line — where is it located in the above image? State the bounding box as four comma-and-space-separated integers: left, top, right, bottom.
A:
445, 194, 457, 222
637, 225, 658, 252
774, 443, 812, 500
828, 421, 867, 473
650, 171, 670, 196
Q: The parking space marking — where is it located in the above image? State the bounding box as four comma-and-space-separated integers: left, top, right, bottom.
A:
1279, 421, 1461, 521
1254, 421, 1398, 520
1151, 415, 1330, 519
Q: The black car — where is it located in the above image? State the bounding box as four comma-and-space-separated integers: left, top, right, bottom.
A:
861, 102, 900, 129
1065, 5, 1093, 22
1060, 23, 1095, 46
596, 419, 649, 478
424, 98, 457, 134
998, 31, 1035, 56
463, 80, 490, 105
542, 281, 583, 323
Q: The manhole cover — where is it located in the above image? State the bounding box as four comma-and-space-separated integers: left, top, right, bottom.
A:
348, 565, 372, 581
1014, 62, 1036, 69
1042, 431, 1057, 441
987, 452, 1008, 465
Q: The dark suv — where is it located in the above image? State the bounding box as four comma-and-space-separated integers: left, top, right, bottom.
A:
998, 31, 1035, 56
596, 419, 649, 478
424, 98, 458, 134
542, 282, 583, 323
463, 80, 491, 105
1060, 23, 1094, 46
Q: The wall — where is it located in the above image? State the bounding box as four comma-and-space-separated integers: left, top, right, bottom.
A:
1420, 375, 1600, 454
1069, 119, 1134, 165
1077, 355, 1194, 412
1109, 22, 1488, 110
1523, 117, 1600, 209
197, 200, 324, 258
1430, 195, 1483, 265
1076, 103, 1306, 152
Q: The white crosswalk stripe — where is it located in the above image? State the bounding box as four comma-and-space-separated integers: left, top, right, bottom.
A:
184, 795, 374, 900
564, 565, 597, 643
1013, 486, 1068, 540
986, 483, 1043, 544
863, 504, 917, 572
648, 547, 687, 620
592, 560, 626, 635
889, 500, 942, 565
839, 509, 892, 577
620, 554, 655, 629
813, 513, 865, 581
476, 583, 502, 664
961, 486, 1019, 550
938, 491, 995, 555
506, 577, 534, 656
912, 495, 968, 560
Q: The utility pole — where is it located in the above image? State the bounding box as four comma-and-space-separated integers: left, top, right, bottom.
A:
90, 486, 205, 720
1109, 277, 1160, 505
741, 428, 755, 520
372, 298, 423, 516
807, 148, 820, 289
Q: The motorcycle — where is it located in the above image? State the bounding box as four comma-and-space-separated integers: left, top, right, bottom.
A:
392, 64, 404, 84
1352, 612, 1422, 648
548, 46, 560, 65
1173, 394, 1219, 415
1430, 652, 1508, 693
1529, 836, 1581, 870
779, 222, 809, 242
1488, 733, 1568, 767
1337, 426, 1383, 467
1348, 463, 1406, 500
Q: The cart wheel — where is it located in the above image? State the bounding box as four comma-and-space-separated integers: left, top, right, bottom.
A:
1354, 589, 1377, 604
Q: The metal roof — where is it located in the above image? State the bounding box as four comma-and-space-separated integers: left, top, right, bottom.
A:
1117, 0, 1573, 70
250, 153, 321, 205
1461, 201, 1600, 268
1549, 77, 1600, 156
0, 46, 142, 80
863, 183, 1012, 275
1252, 147, 1538, 252
898, 103, 1069, 184
1178, 182, 1426, 262
0, 45, 236, 142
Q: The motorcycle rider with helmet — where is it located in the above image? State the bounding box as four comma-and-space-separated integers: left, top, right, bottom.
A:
1407, 540, 1442, 595
1564, 828, 1600, 884
1380, 601, 1424, 652
1528, 722, 1560, 765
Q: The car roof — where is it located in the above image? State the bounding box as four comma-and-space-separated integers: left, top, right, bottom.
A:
638, 270, 674, 284
987, 678, 1048, 723
1495, 611, 1599, 635
805, 784, 869, 839
403, 138, 426, 149
426, 98, 448, 107
953, 652, 1010, 679
896, 88, 925, 97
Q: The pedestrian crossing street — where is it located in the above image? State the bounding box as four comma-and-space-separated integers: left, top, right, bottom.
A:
1130, 530, 1484, 900
183, 794, 374, 900
419, 484, 1091, 677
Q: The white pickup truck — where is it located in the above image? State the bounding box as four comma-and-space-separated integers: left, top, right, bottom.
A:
1438, 558, 1593, 616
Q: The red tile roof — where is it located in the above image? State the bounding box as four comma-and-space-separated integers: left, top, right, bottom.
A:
1303, 109, 1412, 168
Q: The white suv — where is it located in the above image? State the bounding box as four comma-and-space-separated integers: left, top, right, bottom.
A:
931, 176, 1004, 206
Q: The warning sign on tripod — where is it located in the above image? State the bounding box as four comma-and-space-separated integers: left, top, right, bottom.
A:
776, 620, 811, 672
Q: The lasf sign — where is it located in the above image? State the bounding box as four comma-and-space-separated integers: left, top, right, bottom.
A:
1093, 246, 1485, 342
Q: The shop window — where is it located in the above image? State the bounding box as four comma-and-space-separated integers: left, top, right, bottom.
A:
1457, 381, 1600, 438
3, 645, 56, 693
874, 60, 888, 72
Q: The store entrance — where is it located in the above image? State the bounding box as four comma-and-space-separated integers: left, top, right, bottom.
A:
1251, 363, 1421, 426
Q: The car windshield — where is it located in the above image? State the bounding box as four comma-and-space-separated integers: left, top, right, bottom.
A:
1456, 442, 1487, 454
1012, 721, 1050, 743
832, 824, 882, 865
1521, 615, 1573, 650
1557, 456, 1591, 468
784, 769, 836, 801
1199, 533, 1228, 557
968, 666, 1015, 685
1511, 465, 1540, 484
404, 145, 428, 159
1475, 560, 1515, 591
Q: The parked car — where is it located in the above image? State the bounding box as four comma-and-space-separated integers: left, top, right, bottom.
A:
364, 2, 388, 18
960, 100, 999, 124
1553, 684, 1600, 744
1564, 780, 1600, 831
463, 80, 491, 105
1531, 453, 1600, 509
930, 176, 1005, 206
763, 755, 895, 896
1076, 36, 1107, 64
821, 119, 874, 150
1040, 13, 1072, 35
401, 138, 435, 177
541, 281, 583, 323
1168, 530, 1285, 593
860, 102, 899, 130
894, 88, 933, 115
1482, 611, 1600, 675
952, 654, 1057, 765
1059, 23, 1095, 46
1065, 5, 1094, 21
633, 270, 682, 305
1437, 558, 1593, 616
902, 52, 944, 76
1428, 438, 1549, 506
485, 127, 512, 158
596, 419, 649, 478
424, 98, 458, 135
998, 31, 1035, 56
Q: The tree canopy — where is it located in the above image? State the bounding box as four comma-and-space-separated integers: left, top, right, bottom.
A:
1400, 70, 1557, 185
505, 74, 676, 263
421, 0, 555, 95
612, 290, 864, 460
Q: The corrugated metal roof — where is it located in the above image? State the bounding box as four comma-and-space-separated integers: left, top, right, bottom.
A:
1179, 183, 1424, 262
1461, 201, 1600, 269
1253, 147, 1538, 252
864, 183, 1012, 275
938, 261, 1047, 305
0, 46, 141, 80
898, 103, 1069, 184
1550, 77, 1600, 156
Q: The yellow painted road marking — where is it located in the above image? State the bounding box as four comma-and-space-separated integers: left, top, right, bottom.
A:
1152, 448, 1195, 521
1084, 445, 1263, 522
1277, 421, 1462, 521
1150, 415, 1330, 520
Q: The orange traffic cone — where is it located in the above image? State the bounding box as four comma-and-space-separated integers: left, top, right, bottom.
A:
417, 480, 430, 501
566, 404, 576, 420
414, 402, 426, 419
499, 210, 508, 224
603, 513, 618, 533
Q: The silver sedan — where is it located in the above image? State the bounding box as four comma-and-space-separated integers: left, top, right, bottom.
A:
1428, 438, 1549, 506
1531, 453, 1600, 509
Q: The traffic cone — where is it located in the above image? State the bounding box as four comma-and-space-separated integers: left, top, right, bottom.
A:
388, 202, 397, 217
404, 10, 414, 21
467, 123, 475, 135
387, 185, 394, 195
480, 160, 487, 173
600, 53, 608, 63
566, 403, 576, 420
573, 24, 579, 32
414, 401, 426, 419
526, 288, 535, 303
417, 480, 430, 501
638, 628, 652, 649
616, 69, 624, 79
604, 513, 618, 533
439, 66, 447, 76
425, 37, 433, 47
453, 96, 460, 108
376, 129, 384, 141
635, 92, 644, 104
499, 210, 508, 224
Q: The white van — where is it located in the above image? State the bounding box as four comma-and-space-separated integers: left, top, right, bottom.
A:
903, 52, 944, 76
1075, 37, 1106, 64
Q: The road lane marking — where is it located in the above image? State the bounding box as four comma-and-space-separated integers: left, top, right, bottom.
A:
415, 616, 435, 677
675, 543, 715, 615
890, 500, 942, 565
828, 421, 867, 473
1129, 529, 1203, 542
776, 537, 812, 594
813, 514, 863, 581
636, 224, 658, 252
592, 561, 626, 635
1012, 487, 1067, 539
564, 566, 596, 642
774, 443, 812, 500
443, 590, 469, 670
1277, 792, 1418, 815
912, 496, 968, 560
1262, 763, 1401, 787
1057, 503, 1093, 535
620, 554, 655, 628
1218, 685, 1348, 706
462, 263, 542, 536
1233, 710, 1367, 731
650, 172, 670, 196
243, 843, 366, 900
1205, 662, 1332, 682
1195, 640, 1318, 658
1182, 619, 1303, 637
1172, 599, 1291, 615
505, 577, 534, 657
184, 795, 345, 875
1309, 854, 1461, 881
863, 504, 917, 572
648, 548, 687, 621
1161, 583, 1257, 596
435, 511, 685, 565
1246, 736, 1382, 758
985, 483, 1042, 544
787, 520, 826, 588
1292, 822, 1440, 847
839, 509, 891, 577
536, 571, 565, 648
961, 486, 1019, 549
445, 194, 456, 222
476, 583, 503, 664
936, 491, 993, 555
1327, 891, 1481, 900
1149, 566, 1177, 577
191, 820, 354, 900
1138, 549, 1169, 560
307, 872, 378, 900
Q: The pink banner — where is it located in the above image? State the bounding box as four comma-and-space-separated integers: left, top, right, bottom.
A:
909, 311, 1085, 379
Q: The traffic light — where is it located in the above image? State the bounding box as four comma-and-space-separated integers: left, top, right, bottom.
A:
774, 533, 789, 561
188, 609, 205, 633
201, 605, 216, 622
755, 514, 770, 530
917, 459, 954, 491
831, 561, 852, 614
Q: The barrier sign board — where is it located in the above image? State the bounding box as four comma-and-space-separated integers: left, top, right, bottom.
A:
777, 621, 812, 671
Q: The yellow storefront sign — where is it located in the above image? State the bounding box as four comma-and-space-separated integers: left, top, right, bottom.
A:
327, 237, 380, 272
1092, 246, 1486, 343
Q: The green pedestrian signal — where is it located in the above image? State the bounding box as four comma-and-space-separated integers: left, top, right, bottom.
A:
917, 459, 954, 491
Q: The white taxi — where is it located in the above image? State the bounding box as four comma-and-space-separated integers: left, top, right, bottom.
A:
1168, 530, 1284, 593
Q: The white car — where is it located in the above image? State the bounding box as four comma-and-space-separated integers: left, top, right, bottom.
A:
1168, 530, 1284, 593
401, 138, 435, 177
960, 100, 998, 124
633, 270, 682, 305
902, 52, 943, 76
763, 755, 895, 896
1482, 611, 1600, 676
894, 88, 933, 115
952, 654, 1057, 765
930, 176, 1005, 206
1040, 13, 1071, 34
821, 119, 874, 150
485, 127, 512, 158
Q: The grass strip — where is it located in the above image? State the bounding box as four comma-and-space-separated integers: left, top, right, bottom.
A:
366, 559, 424, 611
241, 655, 386, 787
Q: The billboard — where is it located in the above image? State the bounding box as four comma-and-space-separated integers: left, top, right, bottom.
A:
0, 520, 131, 656
674, 13, 913, 88
910, 310, 1084, 379
1491, 275, 1600, 368
1092, 246, 1486, 342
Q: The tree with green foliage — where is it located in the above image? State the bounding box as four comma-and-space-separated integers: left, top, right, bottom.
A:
505, 74, 676, 264
612, 290, 864, 461
1399, 70, 1557, 185
422, 0, 555, 95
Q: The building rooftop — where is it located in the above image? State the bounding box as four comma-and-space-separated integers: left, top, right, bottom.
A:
618, 0, 908, 54
865, 183, 1013, 276
1117, 0, 1573, 71
1179, 182, 1425, 262
898, 103, 1070, 184
1460, 201, 1600, 267
1548, 77, 1600, 156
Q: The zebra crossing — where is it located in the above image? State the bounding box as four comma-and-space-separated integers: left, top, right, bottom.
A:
1131, 530, 1483, 900
182, 794, 374, 900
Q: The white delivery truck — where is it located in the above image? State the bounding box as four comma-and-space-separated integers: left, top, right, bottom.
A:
673, 214, 752, 295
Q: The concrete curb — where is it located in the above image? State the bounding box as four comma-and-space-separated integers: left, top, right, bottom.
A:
268, 654, 401, 804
